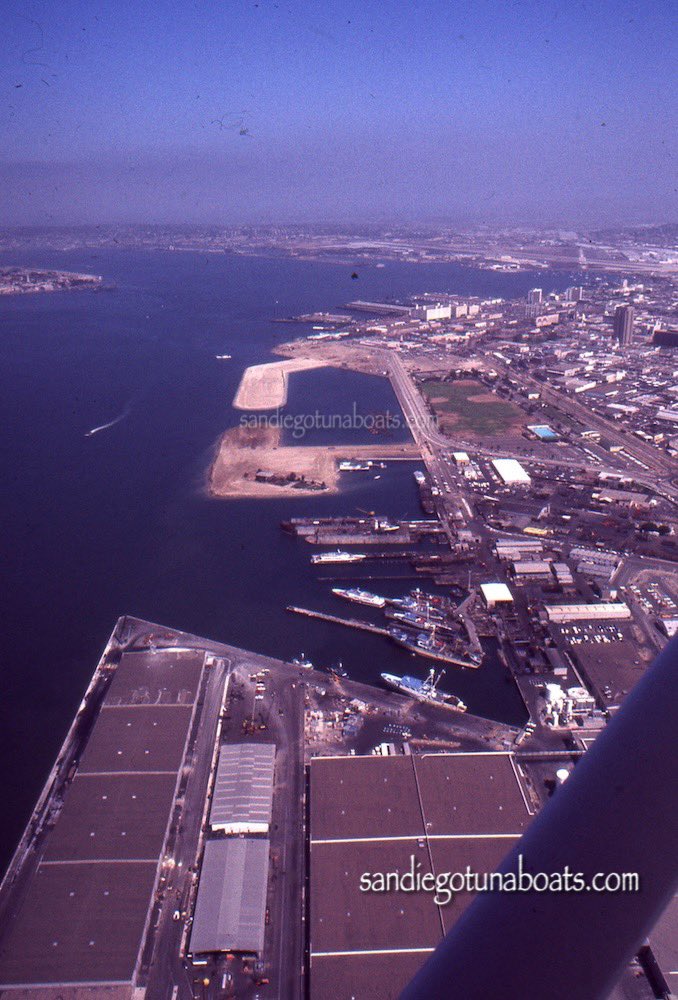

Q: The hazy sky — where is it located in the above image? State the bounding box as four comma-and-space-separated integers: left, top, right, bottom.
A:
1, 1, 676, 227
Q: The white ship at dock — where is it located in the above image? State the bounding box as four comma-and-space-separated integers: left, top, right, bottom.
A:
331, 587, 386, 608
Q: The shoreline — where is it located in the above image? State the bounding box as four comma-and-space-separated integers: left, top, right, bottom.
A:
206, 424, 420, 500
232, 357, 328, 410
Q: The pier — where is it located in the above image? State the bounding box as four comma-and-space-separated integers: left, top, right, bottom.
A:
287, 605, 391, 637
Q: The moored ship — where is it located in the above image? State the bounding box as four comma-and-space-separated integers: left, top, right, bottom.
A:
332, 587, 386, 608
380, 668, 467, 711
311, 550, 367, 564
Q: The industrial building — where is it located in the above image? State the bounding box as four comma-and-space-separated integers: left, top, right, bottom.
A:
480, 582, 514, 609
495, 537, 543, 561
491, 458, 531, 486
545, 603, 631, 623
308, 752, 533, 1000
512, 560, 553, 580
210, 742, 275, 834
0, 648, 208, 989
190, 838, 270, 956
570, 547, 619, 579
543, 684, 597, 726
413, 303, 452, 322
551, 562, 575, 587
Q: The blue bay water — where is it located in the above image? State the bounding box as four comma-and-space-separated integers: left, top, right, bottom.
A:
0, 249, 578, 869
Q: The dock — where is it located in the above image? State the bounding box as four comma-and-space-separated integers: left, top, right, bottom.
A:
287, 605, 391, 637
286, 606, 481, 669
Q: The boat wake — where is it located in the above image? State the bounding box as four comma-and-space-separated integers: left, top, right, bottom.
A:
85, 402, 132, 438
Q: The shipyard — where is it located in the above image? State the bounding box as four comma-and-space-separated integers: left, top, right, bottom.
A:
3, 256, 678, 1000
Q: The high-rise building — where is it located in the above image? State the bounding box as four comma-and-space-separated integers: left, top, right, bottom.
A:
527, 288, 543, 304
613, 304, 634, 346
565, 286, 584, 302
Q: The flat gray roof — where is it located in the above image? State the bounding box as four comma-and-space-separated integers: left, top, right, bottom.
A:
190, 838, 270, 955
210, 743, 275, 830
0, 648, 206, 988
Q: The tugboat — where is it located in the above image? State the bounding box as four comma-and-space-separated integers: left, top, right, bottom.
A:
380, 668, 467, 711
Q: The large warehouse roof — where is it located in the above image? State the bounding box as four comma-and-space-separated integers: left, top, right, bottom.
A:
480, 582, 514, 606
210, 743, 275, 833
190, 838, 270, 956
545, 602, 631, 622
491, 458, 531, 485
309, 752, 533, 1000
0, 648, 207, 989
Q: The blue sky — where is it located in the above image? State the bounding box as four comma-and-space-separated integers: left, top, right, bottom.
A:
1, 0, 676, 226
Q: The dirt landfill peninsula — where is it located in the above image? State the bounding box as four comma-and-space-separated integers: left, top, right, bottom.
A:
208, 424, 418, 499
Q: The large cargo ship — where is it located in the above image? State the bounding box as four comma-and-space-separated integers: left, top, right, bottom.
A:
332, 587, 386, 608
311, 550, 367, 565
381, 668, 467, 711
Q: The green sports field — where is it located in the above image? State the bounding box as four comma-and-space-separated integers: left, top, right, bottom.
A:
421, 379, 525, 437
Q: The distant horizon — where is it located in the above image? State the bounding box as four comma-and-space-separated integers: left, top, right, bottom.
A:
2, 2, 676, 230
0, 217, 676, 235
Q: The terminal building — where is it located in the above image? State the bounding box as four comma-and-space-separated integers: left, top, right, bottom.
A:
210, 742, 275, 834
491, 458, 531, 486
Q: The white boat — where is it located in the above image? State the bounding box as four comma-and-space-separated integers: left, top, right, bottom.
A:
215, 353, 232, 360
311, 550, 367, 565
332, 587, 386, 608
339, 460, 372, 471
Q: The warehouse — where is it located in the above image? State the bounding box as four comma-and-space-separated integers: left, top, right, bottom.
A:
190, 838, 270, 956
480, 582, 514, 609
308, 752, 533, 1000
491, 458, 531, 486
512, 560, 553, 580
495, 537, 543, 561
545, 602, 631, 623
0, 648, 207, 988
210, 743, 275, 834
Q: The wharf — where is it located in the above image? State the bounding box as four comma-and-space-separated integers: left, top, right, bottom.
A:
287, 606, 480, 670
285, 517, 445, 547
287, 605, 391, 637
306, 530, 411, 545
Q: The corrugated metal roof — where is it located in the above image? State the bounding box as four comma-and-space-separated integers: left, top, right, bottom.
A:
210, 743, 275, 830
190, 838, 270, 955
